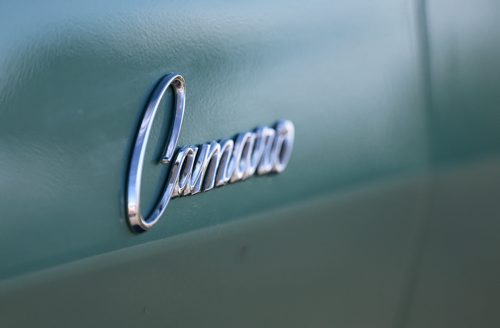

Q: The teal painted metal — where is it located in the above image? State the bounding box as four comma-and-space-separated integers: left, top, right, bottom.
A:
0, 0, 429, 279
0, 0, 499, 326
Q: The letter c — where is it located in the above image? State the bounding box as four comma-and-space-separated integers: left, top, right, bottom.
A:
127, 73, 186, 232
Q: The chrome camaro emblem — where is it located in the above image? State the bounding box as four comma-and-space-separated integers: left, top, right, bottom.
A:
127, 73, 295, 232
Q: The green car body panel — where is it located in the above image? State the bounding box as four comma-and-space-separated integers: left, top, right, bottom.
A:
0, 0, 499, 327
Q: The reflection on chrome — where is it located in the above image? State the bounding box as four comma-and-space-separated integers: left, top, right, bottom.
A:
127, 73, 295, 233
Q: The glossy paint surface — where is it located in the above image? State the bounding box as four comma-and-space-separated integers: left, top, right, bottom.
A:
0, 0, 499, 326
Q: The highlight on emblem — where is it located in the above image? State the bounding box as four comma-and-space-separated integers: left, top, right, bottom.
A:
127, 73, 295, 232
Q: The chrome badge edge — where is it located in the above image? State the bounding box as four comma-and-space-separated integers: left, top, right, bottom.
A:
127, 73, 295, 232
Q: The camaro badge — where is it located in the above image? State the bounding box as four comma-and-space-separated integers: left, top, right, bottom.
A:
127, 73, 295, 232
